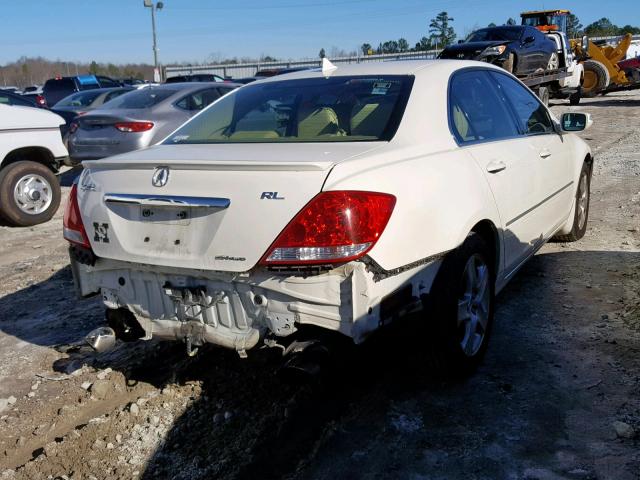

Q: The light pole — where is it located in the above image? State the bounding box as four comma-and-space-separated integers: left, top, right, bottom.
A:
143, 0, 163, 81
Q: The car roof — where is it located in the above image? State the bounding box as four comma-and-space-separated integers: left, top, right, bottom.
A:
150, 82, 240, 90
477, 25, 526, 31
255, 60, 500, 83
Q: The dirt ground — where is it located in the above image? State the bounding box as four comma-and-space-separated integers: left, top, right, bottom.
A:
1, 91, 639, 480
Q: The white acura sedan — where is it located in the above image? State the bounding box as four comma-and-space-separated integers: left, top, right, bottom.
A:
65, 60, 592, 374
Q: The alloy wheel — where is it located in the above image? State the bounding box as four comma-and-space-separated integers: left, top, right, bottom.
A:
457, 254, 491, 357
577, 171, 589, 230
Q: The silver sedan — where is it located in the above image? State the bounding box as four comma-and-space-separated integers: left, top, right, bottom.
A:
67, 82, 239, 163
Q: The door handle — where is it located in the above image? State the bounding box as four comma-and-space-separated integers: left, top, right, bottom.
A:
486, 160, 507, 173
539, 150, 552, 158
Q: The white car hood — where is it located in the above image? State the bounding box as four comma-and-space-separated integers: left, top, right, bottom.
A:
0, 104, 65, 130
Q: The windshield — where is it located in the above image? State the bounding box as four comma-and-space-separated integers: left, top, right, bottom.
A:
100, 88, 176, 109
56, 90, 103, 107
467, 28, 523, 42
165, 75, 413, 144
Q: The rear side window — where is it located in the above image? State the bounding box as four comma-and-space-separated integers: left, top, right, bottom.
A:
489, 71, 554, 135
56, 90, 102, 107
175, 88, 221, 111
448, 70, 520, 144
101, 88, 176, 109
104, 89, 131, 103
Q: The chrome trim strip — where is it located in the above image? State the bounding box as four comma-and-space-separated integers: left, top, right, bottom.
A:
506, 181, 573, 227
104, 193, 230, 209
0, 126, 60, 134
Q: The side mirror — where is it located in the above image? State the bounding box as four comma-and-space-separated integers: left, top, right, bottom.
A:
561, 112, 592, 132
581, 35, 589, 52
524, 36, 535, 44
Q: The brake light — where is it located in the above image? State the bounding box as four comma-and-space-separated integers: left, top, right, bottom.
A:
114, 121, 154, 133
35, 95, 47, 107
68, 121, 79, 134
261, 190, 396, 265
63, 184, 90, 248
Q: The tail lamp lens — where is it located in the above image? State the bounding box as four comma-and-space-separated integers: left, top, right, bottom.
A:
68, 121, 79, 134
114, 121, 154, 133
261, 190, 396, 265
63, 184, 90, 248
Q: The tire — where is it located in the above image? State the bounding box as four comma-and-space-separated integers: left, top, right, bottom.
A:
423, 233, 495, 377
501, 53, 515, 73
554, 162, 591, 242
547, 52, 560, 71
0, 161, 61, 227
569, 87, 582, 106
582, 60, 610, 97
538, 86, 550, 106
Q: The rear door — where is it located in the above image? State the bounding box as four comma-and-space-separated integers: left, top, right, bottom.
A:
449, 69, 542, 274
490, 71, 573, 237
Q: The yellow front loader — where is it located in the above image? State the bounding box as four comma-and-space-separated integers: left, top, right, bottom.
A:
572, 33, 634, 96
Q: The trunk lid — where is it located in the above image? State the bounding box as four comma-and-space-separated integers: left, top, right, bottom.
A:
79, 142, 383, 272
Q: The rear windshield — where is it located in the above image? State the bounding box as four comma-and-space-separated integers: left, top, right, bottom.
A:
44, 78, 75, 93
56, 90, 102, 107
100, 88, 176, 109
467, 28, 523, 42
165, 75, 413, 144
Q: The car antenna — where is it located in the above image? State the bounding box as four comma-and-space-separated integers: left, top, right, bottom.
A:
321, 58, 338, 76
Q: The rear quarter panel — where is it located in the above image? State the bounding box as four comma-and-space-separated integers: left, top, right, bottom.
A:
323, 144, 502, 273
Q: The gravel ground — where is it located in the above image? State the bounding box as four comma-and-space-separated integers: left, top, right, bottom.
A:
0, 91, 639, 480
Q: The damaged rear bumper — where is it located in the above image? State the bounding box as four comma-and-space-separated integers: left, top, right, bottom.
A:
70, 254, 441, 355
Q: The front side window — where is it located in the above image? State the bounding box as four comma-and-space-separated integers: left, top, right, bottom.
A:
449, 70, 520, 144
165, 75, 413, 144
489, 71, 554, 135
101, 88, 176, 109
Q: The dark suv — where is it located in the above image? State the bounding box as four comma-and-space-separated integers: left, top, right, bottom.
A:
43, 75, 121, 107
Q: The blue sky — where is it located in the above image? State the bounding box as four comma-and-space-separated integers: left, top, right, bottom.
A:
1, 0, 638, 65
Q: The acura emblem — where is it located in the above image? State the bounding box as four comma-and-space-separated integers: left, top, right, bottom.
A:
152, 166, 170, 187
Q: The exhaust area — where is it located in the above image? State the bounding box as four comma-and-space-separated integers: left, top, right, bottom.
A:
85, 326, 117, 353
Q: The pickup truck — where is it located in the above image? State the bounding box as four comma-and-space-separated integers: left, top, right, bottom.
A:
0, 104, 67, 226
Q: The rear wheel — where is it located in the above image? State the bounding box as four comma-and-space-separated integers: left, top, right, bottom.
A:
0, 161, 61, 226
424, 233, 495, 376
582, 60, 610, 97
501, 53, 515, 73
537, 86, 550, 106
547, 52, 560, 71
554, 162, 591, 242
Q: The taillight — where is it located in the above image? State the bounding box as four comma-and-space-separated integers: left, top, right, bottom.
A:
35, 94, 47, 107
68, 121, 79, 134
261, 190, 396, 265
63, 184, 90, 248
114, 121, 154, 133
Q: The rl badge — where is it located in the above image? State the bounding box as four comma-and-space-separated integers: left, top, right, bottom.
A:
93, 222, 110, 243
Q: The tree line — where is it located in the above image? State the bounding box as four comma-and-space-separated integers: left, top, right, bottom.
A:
350, 11, 640, 56
0, 56, 153, 88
